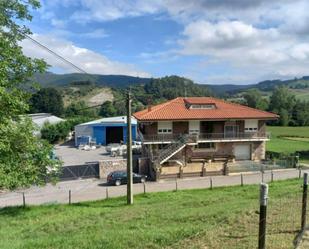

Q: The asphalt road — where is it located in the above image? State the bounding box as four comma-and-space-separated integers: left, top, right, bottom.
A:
0, 168, 308, 208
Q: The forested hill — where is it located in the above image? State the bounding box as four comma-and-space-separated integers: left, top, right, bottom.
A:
205, 76, 309, 95
35, 72, 309, 97
34, 72, 151, 88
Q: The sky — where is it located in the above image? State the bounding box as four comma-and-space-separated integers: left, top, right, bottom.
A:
20, 0, 309, 85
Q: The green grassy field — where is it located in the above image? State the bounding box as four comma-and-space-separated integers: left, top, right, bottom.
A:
0, 179, 305, 249
267, 126, 309, 163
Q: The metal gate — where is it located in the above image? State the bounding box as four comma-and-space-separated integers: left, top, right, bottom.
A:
59, 163, 99, 181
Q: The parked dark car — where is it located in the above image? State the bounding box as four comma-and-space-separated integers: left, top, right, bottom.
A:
107, 171, 147, 186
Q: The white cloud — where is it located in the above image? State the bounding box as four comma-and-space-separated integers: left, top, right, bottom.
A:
82, 29, 109, 38
20, 34, 150, 77
71, 0, 163, 23
178, 19, 309, 81
36, 0, 309, 83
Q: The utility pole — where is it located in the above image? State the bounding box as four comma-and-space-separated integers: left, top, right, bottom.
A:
126, 91, 133, 205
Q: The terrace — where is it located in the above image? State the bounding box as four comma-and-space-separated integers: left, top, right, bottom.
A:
141, 131, 271, 144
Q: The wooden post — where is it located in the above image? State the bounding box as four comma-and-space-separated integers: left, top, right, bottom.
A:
241, 174, 244, 186
22, 192, 26, 208
299, 168, 302, 179
175, 178, 178, 191
202, 161, 206, 177
126, 91, 133, 205
271, 170, 274, 182
143, 181, 146, 194
261, 172, 264, 183
106, 187, 109, 199
69, 190, 71, 205
210, 177, 213, 190
301, 173, 308, 231
179, 166, 183, 179
258, 183, 268, 249
155, 167, 160, 181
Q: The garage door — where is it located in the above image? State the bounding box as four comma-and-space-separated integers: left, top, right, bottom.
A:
234, 144, 251, 160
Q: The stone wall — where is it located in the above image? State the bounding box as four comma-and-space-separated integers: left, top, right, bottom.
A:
99, 159, 127, 178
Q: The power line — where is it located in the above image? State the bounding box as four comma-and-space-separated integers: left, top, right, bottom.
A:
22, 33, 97, 82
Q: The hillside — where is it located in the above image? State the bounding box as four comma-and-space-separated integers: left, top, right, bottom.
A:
33, 73, 309, 109
34, 72, 151, 88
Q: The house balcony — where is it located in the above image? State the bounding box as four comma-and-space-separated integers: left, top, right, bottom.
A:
141, 132, 271, 144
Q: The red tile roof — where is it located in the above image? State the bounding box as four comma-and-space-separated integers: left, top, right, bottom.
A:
133, 97, 279, 121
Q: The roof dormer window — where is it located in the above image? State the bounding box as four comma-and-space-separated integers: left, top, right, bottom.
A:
189, 104, 216, 109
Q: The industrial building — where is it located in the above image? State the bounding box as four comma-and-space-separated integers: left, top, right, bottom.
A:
29, 113, 64, 136
74, 116, 138, 146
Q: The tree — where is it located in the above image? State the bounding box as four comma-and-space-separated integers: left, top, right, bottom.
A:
99, 101, 117, 117
30, 87, 64, 116
65, 101, 98, 118
0, 0, 60, 189
293, 100, 309, 126
269, 86, 296, 126
243, 89, 269, 110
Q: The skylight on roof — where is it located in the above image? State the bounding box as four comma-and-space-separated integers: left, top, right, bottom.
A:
189, 104, 216, 109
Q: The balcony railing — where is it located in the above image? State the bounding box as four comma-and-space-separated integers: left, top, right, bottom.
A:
141, 132, 270, 143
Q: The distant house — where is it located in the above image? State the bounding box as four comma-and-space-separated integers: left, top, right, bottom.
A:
74, 116, 137, 146
29, 113, 64, 136
134, 97, 279, 179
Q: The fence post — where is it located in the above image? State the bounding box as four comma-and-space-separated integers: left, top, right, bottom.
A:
301, 173, 308, 231
106, 187, 109, 199
261, 172, 264, 183
175, 178, 178, 191
22, 192, 26, 208
241, 174, 244, 186
271, 170, 274, 182
143, 181, 146, 194
299, 168, 302, 179
258, 183, 268, 249
210, 177, 213, 190
69, 190, 71, 205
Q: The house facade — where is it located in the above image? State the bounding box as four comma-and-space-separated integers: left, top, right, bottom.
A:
134, 97, 278, 179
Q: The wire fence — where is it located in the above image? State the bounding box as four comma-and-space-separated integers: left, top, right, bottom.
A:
1, 171, 309, 248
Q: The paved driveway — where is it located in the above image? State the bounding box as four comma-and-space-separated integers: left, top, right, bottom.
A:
54, 141, 122, 166
0, 168, 308, 208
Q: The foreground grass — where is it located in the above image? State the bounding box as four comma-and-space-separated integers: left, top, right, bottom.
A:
267, 126, 309, 163
0, 179, 305, 249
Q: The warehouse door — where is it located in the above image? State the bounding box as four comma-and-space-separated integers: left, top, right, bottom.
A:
106, 126, 123, 144
234, 144, 251, 160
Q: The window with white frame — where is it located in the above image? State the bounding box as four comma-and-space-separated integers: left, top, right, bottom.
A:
189, 120, 200, 134
157, 121, 172, 134
244, 119, 258, 132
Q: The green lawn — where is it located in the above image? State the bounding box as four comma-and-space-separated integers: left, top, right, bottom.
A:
267, 126, 309, 163
0, 179, 305, 249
